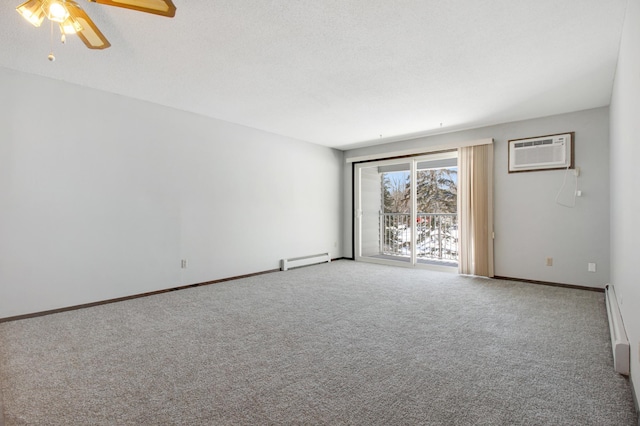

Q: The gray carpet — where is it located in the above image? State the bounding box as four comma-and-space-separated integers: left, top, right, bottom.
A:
0, 260, 636, 425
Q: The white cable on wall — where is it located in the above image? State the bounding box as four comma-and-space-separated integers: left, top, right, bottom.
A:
555, 165, 580, 208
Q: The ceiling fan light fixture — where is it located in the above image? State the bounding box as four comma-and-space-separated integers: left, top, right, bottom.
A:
88, 0, 176, 18
17, 0, 174, 55
46, 0, 70, 23
16, 0, 46, 27
60, 15, 82, 34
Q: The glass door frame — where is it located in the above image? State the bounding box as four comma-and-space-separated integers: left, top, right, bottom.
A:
353, 152, 458, 272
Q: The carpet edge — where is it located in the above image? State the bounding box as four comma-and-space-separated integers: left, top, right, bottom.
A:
0, 381, 5, 426
0, 259, 352, 323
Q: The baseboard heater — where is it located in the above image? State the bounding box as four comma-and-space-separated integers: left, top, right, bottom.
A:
281, 253, 331, 271
604, 284, 630, 375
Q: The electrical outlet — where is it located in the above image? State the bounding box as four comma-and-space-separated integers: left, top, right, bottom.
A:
546, 257, 553, 267
588, 262, 597, 272
181, 259, 187, 269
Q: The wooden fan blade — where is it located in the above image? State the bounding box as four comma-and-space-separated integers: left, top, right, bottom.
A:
88, 0, 176, 18
66, 2, 111, 49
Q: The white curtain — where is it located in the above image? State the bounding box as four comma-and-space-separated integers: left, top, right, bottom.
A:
458, 144, 494, 277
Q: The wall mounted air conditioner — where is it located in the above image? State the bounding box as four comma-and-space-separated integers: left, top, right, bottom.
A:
508, 132, 574, 173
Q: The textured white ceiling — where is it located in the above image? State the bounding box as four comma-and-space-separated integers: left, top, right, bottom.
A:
0, 0, 629, 149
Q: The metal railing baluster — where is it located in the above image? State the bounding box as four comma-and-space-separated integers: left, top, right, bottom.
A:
380, 212, 458, 263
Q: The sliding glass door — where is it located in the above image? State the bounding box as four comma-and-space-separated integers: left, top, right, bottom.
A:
354, 152, 458, 270
357, 159, 414, 264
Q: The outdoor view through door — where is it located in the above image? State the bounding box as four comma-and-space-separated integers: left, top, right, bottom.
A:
355, 151, 458, 270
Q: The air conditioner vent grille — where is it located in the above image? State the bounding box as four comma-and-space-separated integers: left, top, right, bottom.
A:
514, 138, 554, 148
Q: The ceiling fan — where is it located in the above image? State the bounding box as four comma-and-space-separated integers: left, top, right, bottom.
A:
16, 0, 176, 55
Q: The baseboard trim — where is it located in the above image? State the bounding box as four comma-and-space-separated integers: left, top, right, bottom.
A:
632, 378, 640, 426
0, 259, 351, 324
492, 276, 604, 293
0, 268, 280, 323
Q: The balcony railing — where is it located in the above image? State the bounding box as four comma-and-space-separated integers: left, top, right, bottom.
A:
380, 213, 458, 262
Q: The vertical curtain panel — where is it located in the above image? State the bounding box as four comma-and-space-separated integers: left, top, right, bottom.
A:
458, 144, 494, 277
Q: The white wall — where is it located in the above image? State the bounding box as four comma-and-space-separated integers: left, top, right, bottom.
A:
0, 68, 343, 319
610, 0, 640, 401
344, 108, 610, 288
